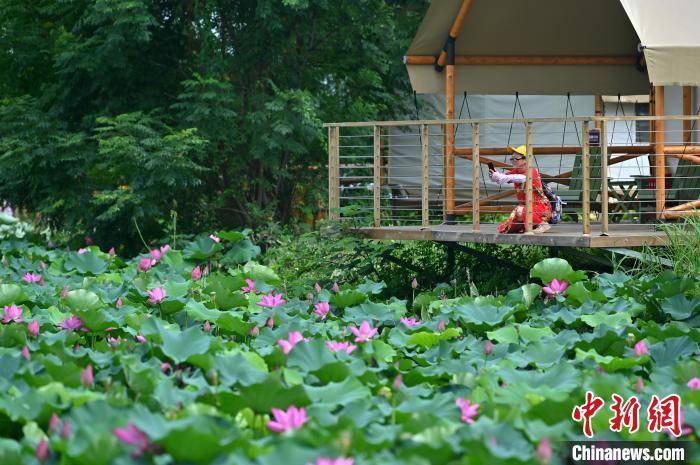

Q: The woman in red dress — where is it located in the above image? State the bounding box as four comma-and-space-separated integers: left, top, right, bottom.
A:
488, 145, 552, 234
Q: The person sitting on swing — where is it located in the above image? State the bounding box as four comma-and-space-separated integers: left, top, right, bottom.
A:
488, 145, 552, 234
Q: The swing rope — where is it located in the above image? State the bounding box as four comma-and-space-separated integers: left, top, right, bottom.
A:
506, 93, 540, 171
558, 93, 581, 175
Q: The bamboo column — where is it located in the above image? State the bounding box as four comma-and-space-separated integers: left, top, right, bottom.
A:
434, 0, 473, 69
328, 126, 340, 221
444, 41, 456, 223
655, 85, 665, 218
471, 123, 480, 231
373, 125, 381, 227
594, 95, 604, 129
524, 123, 534, 234
581, 121, 591, 235
600, 120, 609, 235
683, 86, 692, 144
421, 125, 430, 227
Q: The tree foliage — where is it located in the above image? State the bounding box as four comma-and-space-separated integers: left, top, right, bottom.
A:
0, 0, 427, 249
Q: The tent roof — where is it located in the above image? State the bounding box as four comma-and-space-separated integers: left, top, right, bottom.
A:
406, 0, 699, 94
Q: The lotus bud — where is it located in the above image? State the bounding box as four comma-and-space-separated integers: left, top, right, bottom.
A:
36, 439, 49, 462
484, 340, 494, 356
203, 321, 212, 332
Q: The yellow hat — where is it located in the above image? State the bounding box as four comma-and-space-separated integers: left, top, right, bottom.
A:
508, 145, 528, 157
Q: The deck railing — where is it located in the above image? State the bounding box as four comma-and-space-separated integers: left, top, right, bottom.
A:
325, 115, 700, 235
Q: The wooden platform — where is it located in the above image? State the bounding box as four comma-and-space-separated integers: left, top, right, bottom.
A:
355, 223, 668, 248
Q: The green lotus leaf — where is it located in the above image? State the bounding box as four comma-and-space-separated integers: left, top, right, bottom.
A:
159, 325, 211, 363
0, 284, 27, 306
64, 251, 108, 274
530, 258, 587, 284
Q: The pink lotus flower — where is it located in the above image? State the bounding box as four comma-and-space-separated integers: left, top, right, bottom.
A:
543, 278, 568, 296
634, 340, 648, 357
437, 320, 446, 332
258, 292, 285, 308
536, 437, 552, 464
331, 282, 340, 292
266, 317, 275, 328
688, 377, 700, 390
150, 249, 162, 261
636, 376, 645, 393
81, 364, 94, 387
21, 346, 30, 360
484, 340, 494, 355
314, 282, 322, 293
147, 287, 165, 304
3, 304, 23, 324
60, 286, 68, 298
191, 266, 202, 281
138, 258, 154, 272
267, 405, 309, 433
242, 278, 257, 294
23, 272, 42, 283
78, 248, 87, 254
161, 362, 171, 374
209, 234, 220, 243
349, 320, 377, 343
456, 397, 479, 424
113, 423, 153, 458
326, 341, 357, 354
49, 413, 61, 433
278, 331, 309, 355
250, 326, 260, 336
400, 317, 420, 328
160, 244, 170, 254
314, 458, 354, 465
411, 277, 418, 289
59, 315, 86, 332
107, 336, 121, 349
116, 297, 123, 309
203, 321, 212, 332
135, 334, 146, 344
36, 438, 49, 462
314, 301, 330, 319
109, 247, 116, 256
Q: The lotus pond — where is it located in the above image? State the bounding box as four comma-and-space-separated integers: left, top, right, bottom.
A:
0, 232, 698, 464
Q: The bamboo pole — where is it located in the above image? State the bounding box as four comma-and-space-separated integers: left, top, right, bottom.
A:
661, 210, 700, 220
328, 126, 340, 220
524, 123, 533, 234
434, 0, 474, 68
455, 145, 652, 156
582, 121, 591, 235
683, 86, 692, 145
421, 125, 430, 227
373, 125, 381, 227
595, 95, 604, 130
408, 55, 636, 66
601, 120, 609, 235
655, 85, 665, 219
472, 123, 480, 231
445, 60, 456, 222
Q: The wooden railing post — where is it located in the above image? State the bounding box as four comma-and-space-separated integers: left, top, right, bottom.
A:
421, 125, 430, 227
655, 85, 666, 219
373, 125, 381, 227
525, 122, 534, 234
581, 121, 591, 235
328, 126, 340, 221
472, 123, 480, 231
600, 120, 609, 235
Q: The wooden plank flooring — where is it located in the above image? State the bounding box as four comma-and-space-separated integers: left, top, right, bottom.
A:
355, 223, 668, 247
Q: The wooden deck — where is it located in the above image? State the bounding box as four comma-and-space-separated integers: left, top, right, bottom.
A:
355, 223, 668, 248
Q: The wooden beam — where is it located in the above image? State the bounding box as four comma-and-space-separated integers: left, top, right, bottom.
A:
655, 85, 665, 218
665, 146, 700, 156
661, 199, 700, 220
683, 86, 693, 145
456, 190, 516, 210
421, 125, 430, 227
435, 0, 474, 68
472, 123, 480, 231
407, 55, 637, 66
582, 121, 591, 235
373, 126, 381, 227
661, 210, 700, 220
525, 123, 534, 234
328, 126, 340, 220
455, 145, 652, 156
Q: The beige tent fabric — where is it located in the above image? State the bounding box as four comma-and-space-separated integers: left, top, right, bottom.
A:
406, 0, 649, 94
620, 0, 700, 86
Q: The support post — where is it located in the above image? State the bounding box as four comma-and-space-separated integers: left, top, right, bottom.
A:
373, 125, 381, 227
471, 123, 480, 231
444, 38, 456, 223
328, 126, 340, 221
683, 86, 692, 145
594, 95, 604, 130
582, 121, 591, 235
421, 125, 430, 227
434, 0, 473, 70
524, 122, 534, 234
655, 85, 665, 219
601, 120, 609, 235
